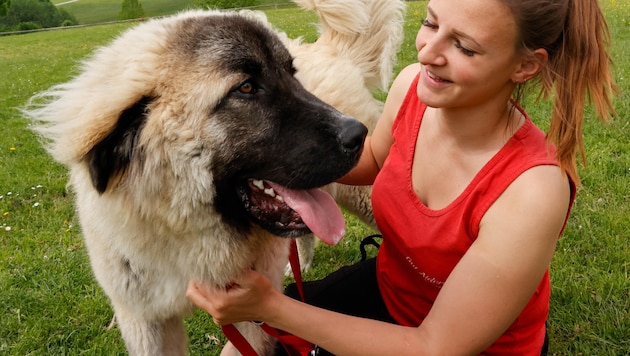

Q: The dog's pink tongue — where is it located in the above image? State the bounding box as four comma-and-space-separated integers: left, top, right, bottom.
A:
268, 183, 345, 245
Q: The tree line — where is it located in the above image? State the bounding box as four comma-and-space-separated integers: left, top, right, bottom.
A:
0, 0, 77, 31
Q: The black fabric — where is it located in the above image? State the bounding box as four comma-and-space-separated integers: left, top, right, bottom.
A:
285, 258, 394, 323
274, 258, 395, 355
540, 324, 549, 356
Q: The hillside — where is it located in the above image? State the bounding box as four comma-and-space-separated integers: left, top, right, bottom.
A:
52, 0, 290, 25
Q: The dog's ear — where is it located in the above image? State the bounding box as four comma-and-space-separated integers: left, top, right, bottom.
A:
85, 97, 152, 194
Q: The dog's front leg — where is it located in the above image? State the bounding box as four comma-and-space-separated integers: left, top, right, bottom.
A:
232, 321, 276, 356
114, 308, 188, 356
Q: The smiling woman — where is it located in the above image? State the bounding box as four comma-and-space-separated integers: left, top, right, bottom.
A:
187, 0, 618, 355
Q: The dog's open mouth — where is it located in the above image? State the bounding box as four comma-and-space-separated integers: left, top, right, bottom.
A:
239, 179, 345, 245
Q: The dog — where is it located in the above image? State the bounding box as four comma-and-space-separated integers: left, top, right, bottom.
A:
24, 0, 405, 354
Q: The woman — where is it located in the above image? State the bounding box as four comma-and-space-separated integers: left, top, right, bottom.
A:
187, 0, 617, 354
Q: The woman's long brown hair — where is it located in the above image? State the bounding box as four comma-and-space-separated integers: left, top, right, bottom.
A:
506, 0, 618, 184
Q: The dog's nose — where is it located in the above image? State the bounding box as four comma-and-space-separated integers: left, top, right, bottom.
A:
338, 118, 368, 155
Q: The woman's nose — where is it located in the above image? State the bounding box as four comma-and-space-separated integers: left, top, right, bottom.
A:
416, 31, 447, 66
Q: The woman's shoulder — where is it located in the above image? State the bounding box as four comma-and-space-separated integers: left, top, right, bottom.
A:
367, 64, 422, 170
492, 118, 573, 219
483, 163, 572, 243
389, 63, 421, 100
380, 64, 421, 124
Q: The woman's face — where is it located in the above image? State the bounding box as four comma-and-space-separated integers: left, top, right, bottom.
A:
415, 0, 523, 110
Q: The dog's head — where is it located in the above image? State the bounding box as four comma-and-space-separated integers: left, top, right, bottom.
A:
28, 10, 367, 242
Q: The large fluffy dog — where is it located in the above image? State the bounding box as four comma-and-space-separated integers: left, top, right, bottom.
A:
25, 0, 405, 354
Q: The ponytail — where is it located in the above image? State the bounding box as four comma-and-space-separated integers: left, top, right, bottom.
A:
544, 0, 617, 184
506, 0, 618, 184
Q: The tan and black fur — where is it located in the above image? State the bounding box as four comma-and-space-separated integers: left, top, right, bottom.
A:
24, 0, 406, 354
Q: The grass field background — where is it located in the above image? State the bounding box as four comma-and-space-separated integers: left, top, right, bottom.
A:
1, 1, 628, 355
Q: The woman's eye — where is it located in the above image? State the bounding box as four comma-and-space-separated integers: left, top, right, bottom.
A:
455, 42, 475, 57
422, 18, 438, 29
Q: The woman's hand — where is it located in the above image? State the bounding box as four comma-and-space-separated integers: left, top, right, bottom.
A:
186, 269, 278, 326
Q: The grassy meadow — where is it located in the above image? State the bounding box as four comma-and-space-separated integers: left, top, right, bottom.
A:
1, 1, 628, 354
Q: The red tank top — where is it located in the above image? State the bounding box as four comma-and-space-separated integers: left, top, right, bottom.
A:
373, 74, 575, 354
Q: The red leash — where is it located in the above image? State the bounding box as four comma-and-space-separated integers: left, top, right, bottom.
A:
221, 324, 258, 356
288, 238, 305, 302
221, 239, 312, 356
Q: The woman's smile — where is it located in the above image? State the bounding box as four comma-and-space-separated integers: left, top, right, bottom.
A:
423, 66, 452, 87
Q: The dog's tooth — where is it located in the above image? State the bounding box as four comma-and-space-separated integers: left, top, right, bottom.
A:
253, 180, 264, 190
275, 195, 284, 203
264, 188, 276, 197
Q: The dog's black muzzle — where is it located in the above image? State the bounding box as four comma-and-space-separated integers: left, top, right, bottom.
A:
337, 117, 368, 160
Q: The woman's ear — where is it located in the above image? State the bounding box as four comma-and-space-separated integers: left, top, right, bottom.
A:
512, 48, 548, 84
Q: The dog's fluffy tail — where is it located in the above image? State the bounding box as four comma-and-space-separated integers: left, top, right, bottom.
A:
294, 0, 407, 92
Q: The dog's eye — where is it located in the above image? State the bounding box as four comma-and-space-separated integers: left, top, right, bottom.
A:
238, 81, 256, 95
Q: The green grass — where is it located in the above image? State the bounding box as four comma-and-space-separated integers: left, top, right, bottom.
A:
1, 1, 628, 355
